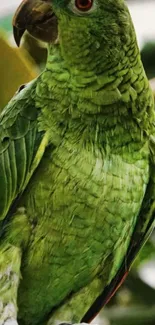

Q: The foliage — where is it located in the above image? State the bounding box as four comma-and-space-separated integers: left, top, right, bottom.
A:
141, 42, 155, 79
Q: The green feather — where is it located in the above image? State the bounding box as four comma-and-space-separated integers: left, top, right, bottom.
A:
0, 0, 154, 325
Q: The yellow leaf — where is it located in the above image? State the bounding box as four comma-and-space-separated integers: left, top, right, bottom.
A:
0, 33, 38, 110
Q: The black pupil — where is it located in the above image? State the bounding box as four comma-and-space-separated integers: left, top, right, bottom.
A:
79, 0, 90, 7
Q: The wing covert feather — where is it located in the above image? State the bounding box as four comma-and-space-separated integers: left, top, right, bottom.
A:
0, 80, 46, 223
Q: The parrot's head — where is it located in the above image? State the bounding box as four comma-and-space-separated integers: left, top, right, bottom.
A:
13, 0, 134, 69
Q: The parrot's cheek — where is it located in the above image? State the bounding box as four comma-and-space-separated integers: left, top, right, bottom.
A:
12, 0, 58, 46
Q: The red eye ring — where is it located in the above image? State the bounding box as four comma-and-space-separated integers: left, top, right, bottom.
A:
75, 0, 93, 12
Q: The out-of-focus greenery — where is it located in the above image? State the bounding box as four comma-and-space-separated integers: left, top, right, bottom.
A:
0, 10, 155, 325
141, 42, 155, 79
0, 14, 12, 32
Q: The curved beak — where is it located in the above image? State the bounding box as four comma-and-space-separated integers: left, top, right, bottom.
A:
12, 0, 58, 46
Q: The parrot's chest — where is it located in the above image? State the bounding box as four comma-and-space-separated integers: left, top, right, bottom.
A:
24, 136, 149, 267
18, 135, 149, 321
33, 136, 149, 225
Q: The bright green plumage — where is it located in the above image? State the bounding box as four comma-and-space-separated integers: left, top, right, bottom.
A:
0, 0, 155, 324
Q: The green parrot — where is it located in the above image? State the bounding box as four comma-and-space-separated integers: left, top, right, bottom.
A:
0, 0, 155, 324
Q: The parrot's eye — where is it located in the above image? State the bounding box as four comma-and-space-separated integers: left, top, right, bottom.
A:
68, 0, 95, 14
75, 0, 93, 11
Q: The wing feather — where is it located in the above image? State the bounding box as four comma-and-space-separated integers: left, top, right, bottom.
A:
0, 79, 47, 226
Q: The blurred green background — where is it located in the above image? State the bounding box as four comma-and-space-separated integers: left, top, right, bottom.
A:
0, 1, 155, 325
